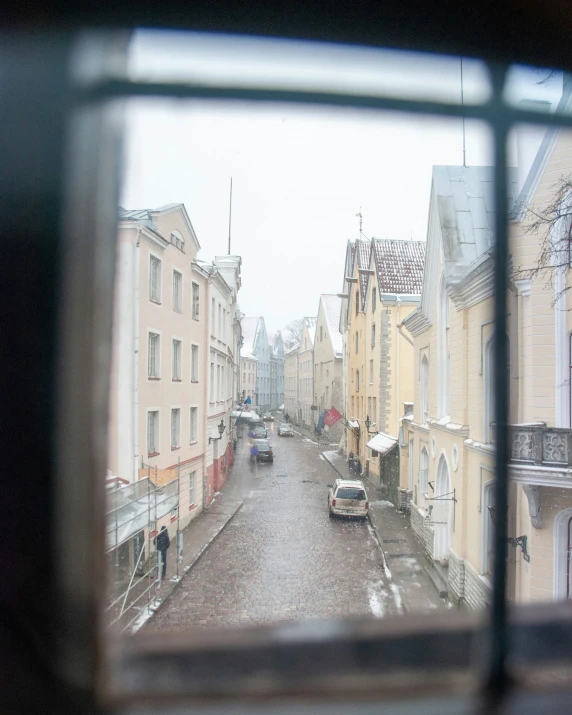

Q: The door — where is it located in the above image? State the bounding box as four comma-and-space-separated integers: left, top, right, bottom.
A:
433, 455, 452, 561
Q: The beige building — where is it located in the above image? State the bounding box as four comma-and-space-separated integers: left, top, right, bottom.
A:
403, 107, 572, 608
108, 204, 208, 531
298, 318, 317, 428
342, 237, 424, 499
284, 344, 299, 421
240, 354, 257, 405
313, 295, 344, 441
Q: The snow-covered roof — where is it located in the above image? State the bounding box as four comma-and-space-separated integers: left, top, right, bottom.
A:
320, 294, 343, 358
433, 165, 519, 267
304, 316, 318, 344
240, 316, 259, 359
372, 238, 426, 295
366, 432, 398, 454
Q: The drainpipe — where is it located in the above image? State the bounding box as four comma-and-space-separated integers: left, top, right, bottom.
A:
133, 226, 141, 483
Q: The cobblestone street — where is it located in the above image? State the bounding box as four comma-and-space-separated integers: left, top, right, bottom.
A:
145, 423, 401, 631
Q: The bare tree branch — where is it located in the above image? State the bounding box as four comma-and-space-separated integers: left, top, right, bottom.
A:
282, 318, 304, 351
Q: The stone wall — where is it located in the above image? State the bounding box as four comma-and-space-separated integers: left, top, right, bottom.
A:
463, 559, 492, 610
447, 548, 465, 605
410, 503, 435, 559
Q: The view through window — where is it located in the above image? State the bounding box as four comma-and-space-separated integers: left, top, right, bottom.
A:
102, 32, 571, 662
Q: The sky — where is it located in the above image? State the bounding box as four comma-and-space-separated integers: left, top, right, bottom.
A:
121, 31, 563, 333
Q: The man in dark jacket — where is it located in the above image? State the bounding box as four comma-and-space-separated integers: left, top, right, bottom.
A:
154, 526, 170, 579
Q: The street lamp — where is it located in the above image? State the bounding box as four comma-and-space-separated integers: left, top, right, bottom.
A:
364, 414, 377, 434
209, 418, 226, 444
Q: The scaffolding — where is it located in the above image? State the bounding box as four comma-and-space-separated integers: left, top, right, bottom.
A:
105, 467, 180, 633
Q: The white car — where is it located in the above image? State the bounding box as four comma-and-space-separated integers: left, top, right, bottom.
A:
328, 479, 369, 519
278, 423, 294, 437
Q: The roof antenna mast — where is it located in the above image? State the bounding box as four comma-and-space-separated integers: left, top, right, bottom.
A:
356, 207, 363, 237
461, 56, 467, 168
228, 177, 233, 255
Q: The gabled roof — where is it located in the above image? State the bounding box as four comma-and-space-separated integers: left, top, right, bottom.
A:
240, 316, 259, 359
320, 294, 343, 358
372, 238, 426, 295
118, 203, 201, 252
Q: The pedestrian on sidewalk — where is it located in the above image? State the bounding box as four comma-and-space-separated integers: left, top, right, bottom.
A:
154, 525, 171, 579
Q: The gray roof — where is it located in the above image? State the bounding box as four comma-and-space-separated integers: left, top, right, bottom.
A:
240, 317, 259, 359
372, 238, 425, 295
433, 165, 519, 268
320, 294, 343, 358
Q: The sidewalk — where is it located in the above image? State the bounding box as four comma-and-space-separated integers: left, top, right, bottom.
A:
322, 449, 449, 613
127, 468, 244, 633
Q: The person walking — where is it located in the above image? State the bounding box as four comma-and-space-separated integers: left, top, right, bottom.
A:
154, 525, 171, 579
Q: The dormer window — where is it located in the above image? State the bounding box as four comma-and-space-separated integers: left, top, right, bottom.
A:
170, 230, 185, 253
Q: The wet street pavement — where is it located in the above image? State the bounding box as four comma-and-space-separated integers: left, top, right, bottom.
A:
145, 422, 401, 632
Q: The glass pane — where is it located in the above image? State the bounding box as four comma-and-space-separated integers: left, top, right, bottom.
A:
507, 119, 572, 607
126, 29, 491, 105
504, 64, 569, 116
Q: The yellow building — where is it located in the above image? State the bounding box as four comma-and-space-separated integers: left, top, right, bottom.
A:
342, 237, 425, 503
403, 112, 572, 607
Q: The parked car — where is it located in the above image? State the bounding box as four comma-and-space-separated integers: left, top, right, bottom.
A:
328, 479, 369, 519
278, 423, 294, 437
262, 412, 274, 422
252, 425, 268, 439
250, 439, 274, 463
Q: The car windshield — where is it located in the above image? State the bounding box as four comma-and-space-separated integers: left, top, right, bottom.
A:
256, 441, 270, 450
281, 424, 291, 429
336, 488, 366, 500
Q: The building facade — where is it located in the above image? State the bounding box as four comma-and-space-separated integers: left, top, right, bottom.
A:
297, 318, 317, 428
240, 354, 258, 405
109, 203, 208, 529
313, 294, 344, 442
284, 344, 299, 421
240, 316, 271, 410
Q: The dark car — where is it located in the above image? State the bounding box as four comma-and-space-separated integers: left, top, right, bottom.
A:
251, 439, 274, 463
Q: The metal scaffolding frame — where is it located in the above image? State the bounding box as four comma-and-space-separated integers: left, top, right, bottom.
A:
105, 465, 180, 632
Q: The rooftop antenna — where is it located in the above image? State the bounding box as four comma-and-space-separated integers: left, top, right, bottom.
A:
228, 177, 233, 255
356, 207, 363, 237
460, 56, 467, 167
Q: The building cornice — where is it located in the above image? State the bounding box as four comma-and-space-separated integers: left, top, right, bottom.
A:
403, 309, 431, 337
464, 438, 495, 458
509, 463, 572, 489
447, 253, 495, 311
428, 419, 469, 437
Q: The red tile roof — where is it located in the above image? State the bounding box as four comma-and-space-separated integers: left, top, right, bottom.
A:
372, 238, 425, 295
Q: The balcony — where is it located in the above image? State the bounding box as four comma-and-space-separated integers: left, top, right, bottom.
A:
507, 423, 572, 493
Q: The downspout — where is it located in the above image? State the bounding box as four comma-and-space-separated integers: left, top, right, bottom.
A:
133, 226, 141, 483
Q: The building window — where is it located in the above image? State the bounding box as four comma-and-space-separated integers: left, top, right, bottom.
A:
371, 323, 376, 348
210, 362, 215, 402
484, 481, 495, 576
217, 365, 221, 401
190, 407, 198, 443
484, 334, 495, 443
372, 287, 377, 312
419, 446, 429, 500
368, 396, 372, 418
356, 369, 360, 392
320, 326, 323, 341
172, 339, 182, 380
211, 298, 216, 334
192, 282, 200, 320
370, 359, 374, 384
218, 303, 222, 337
172, 270, 182, 312
171, 408, 181, 449
148, 332, 160, 378
355, 331, 359, 354
149, 255, 161, 303
355, 289, 359, 315
191, 344, 199, 382
189, 471, 196, 506
147, 411, 159, 456
351, 396, 355, 416
373, 396, 377, 421
420, 354, 429, 424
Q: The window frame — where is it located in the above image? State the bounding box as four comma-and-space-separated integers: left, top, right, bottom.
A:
44, 31, 572, 714
172, 338, 182, 381
147, 330, 161, 379
170, 406, 181, 449
148, 252, 162, 304
172, 268, 183, 312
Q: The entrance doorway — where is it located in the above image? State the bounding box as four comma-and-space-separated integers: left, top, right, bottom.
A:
433, 455, 452, 561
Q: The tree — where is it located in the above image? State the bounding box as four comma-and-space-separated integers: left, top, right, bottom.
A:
514, 174, 572, 304
282, 318, 304, 351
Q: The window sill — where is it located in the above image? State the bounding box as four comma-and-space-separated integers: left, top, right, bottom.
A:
192, 316, 200, 322
171, 446, 180, 451
172, 378, 182, 382
173, 308, 182, 313
149, 298, 162, 305
148, 377, 161, 381
189, 440, 198, 446
189, 503, 197, 511
191, 380, 199, 384
147, 452, 160, 458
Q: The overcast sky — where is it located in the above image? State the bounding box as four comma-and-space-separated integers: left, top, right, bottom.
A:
121, 32, 563, 333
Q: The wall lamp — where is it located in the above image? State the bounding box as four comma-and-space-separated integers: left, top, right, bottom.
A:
488, 506, 530, 562
364, 415, 377, 434
209, 418, 226, 445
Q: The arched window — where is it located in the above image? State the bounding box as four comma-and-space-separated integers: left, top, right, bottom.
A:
420, 355, 429, 424
438, 274, 450, 418
170, 229, 184, 251
554, 507, 572, 600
